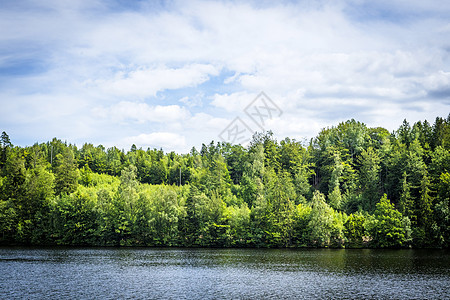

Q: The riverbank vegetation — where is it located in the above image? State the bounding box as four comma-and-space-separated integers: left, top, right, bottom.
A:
1, 116, 449, 248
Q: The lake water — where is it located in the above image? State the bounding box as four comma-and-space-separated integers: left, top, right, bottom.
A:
1, 247, 449, 299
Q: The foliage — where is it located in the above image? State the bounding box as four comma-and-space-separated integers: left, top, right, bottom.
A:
0, 115, 449, 248
308, 191, 345, 247
369, 194, 406, 248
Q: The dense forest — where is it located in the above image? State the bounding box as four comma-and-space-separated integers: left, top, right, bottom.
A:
1, 115, 449, 248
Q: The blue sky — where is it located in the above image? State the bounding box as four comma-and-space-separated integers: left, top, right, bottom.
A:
1, 0, 449, 153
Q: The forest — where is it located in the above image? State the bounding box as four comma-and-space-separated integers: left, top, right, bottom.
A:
0, 115, 449, 248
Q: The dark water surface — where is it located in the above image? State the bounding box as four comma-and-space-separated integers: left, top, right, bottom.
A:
1, 247, 449, 299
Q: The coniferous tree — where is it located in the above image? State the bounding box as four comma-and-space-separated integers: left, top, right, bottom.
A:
54, 148, 79, 196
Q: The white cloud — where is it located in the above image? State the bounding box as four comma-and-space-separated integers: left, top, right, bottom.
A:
237, 50, 443, 101
422, 71, 450, 92
211, 92, 256, 113
92, 102, 190, 124
185, 112, 230, 134
89, 64, 219, 99
179, 93, 204, 108
124, 132, 186, 152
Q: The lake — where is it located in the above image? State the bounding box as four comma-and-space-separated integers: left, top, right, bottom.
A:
1, 247, 449, 299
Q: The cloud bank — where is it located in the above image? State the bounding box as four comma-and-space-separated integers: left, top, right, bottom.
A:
0, 0, 449, 152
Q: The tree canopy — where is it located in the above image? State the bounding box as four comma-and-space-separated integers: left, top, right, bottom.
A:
1, 115, 449, 248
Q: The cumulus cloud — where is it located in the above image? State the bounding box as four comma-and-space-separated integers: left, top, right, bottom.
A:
211, 92, 256, 113
89, 64, 219, 99
92, 101, 190, 124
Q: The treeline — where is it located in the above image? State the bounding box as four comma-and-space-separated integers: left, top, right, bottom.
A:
0, 115, 449, 248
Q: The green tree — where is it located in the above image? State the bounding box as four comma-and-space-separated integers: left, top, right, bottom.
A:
149, 186, 180, 246
398, 172, 413, 217
265, 170, 296, 247
0, 197, 16, 243
114, 165, 139, 245
413, 173, 434, 246
106, 146, 124, 176
2, 117, 450, 248
185, 187, 226, 246
429, 146, 450, 190
308, 191, 345, 247
398, 119, 412, 146
226, 203, 251, 246
54, 148, 79, 196
328, 150, 343, 196
357, 147, 381, 212
21, 165, 55, 243
291, 203, 312, 246
1, 148, 26, 202
344, 213, 367, 247
50, 187, 100, 245
369, 194, 406, 248
239, 144, 265, 208
225, 144, 248, 184
434, 173, 450, 246
328, 186, 343, 211
0, 131, 12, 170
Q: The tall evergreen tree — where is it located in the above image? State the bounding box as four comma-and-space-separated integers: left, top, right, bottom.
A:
54, 148, 79, 196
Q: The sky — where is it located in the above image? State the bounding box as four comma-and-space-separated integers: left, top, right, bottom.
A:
0, 0, 449, 153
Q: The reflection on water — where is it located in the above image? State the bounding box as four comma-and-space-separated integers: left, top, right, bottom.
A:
1, 247, 449, 299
